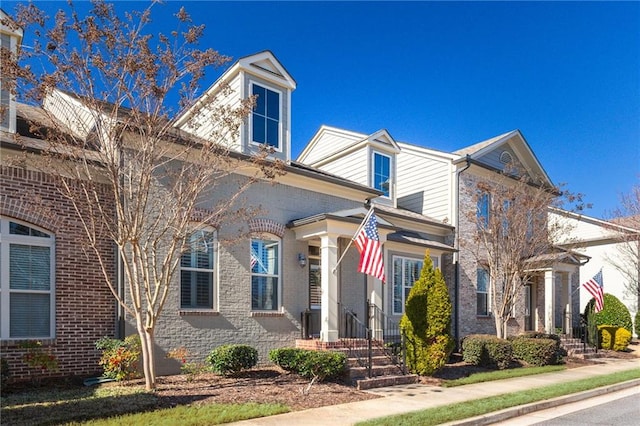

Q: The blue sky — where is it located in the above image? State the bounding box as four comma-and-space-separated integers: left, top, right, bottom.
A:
7, 1, 639, 219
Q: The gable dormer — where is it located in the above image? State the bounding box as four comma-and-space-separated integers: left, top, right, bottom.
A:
453, 130, 553, 187
174, 51, 296, 162
0, 9, 23, 133
299, 126, 401, 205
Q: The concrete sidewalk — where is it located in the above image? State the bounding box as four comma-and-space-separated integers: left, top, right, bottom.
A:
230, 358, 640, 426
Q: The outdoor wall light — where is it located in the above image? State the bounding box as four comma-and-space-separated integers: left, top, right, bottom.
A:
298, 253, 307, 267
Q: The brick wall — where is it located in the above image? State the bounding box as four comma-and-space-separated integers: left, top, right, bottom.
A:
1, 165, 116, 382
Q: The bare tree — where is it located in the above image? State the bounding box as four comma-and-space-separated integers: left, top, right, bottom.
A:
2, 1, 281, 390
606, 182, 640, 312
462, 167, 584, 338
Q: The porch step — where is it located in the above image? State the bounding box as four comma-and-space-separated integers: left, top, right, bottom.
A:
559, 336, 604, 360
355, 374, 419, 390
348, 363, 405, 379
347, 355, 396, 368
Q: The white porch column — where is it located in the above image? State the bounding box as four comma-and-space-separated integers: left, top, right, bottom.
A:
320, 233, 339, 342
565, 272, 573, 336
369, 234, 386, 341
544, 269, 555, 333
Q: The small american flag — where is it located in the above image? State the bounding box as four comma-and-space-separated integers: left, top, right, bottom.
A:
582, 269, 604, 313
354, 211, 385, 282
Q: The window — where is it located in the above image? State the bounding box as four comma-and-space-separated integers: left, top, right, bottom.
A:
180, 230, 216, 309
372, 152, 391, 197
477, 192, 490, 229
251, 237, 280, 311
251, 84, 281, 149
477, 268, 490, 316
0, 217, 55, 339
392, 255, 440, 314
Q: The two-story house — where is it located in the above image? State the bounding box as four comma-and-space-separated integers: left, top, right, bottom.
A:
299, 127, 584, 341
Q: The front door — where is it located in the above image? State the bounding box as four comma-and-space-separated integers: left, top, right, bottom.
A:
524, 284, 533, 331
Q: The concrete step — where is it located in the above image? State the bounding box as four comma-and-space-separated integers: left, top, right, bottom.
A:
347, 355, 396, 368
355, 374, 419, 390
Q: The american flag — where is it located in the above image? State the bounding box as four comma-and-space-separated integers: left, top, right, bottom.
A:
354, 211, 385, 282
582, 269, 604, 313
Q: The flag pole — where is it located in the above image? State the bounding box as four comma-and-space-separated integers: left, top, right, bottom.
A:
331, 207, 374, 275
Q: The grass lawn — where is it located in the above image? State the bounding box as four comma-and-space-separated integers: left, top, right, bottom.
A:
442, 364, 566, 387
0, 385, 289, 426
357, 368, 640, 426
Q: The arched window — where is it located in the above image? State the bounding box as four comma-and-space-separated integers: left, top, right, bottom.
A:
0, 216, 55, 339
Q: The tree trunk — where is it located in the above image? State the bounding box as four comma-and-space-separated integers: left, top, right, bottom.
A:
136, 315, 156, 390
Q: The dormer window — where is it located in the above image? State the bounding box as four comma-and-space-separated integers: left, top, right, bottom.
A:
251, 83, 281, 150
372, 151, 391, 197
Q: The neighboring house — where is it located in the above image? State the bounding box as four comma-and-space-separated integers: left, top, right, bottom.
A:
299, 127, 584, 340
1, 37, 455, 380
550, 209, 640, 331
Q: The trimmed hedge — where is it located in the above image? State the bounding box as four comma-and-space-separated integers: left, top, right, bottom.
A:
269, 348, 346, 381
511, 338, 558, 366
206, 344, 258, 376
462, 334, 512, 369
598, 325, 632, 351
584, 293, 633, 333
635, 310, 640, 338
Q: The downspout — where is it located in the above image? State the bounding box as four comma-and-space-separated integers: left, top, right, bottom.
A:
454, 155, 471, 350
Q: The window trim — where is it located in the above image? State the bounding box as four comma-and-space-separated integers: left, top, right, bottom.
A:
391, 254, 440, 315
179, 228, 218, 311
476, 267, 490, 317
0, 216, 56, 340
371, 151, 392, 198
249, 82, 283, 152
250, 234, 282, 312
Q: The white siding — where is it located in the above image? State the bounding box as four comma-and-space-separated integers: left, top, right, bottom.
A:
318, 147, 368, 186
43, 90, 102, 138
179, 73, 243, 152
302, 131, 361, 165
396, 149, 452, 221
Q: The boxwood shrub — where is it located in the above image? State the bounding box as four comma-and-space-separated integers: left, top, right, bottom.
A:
635, 310, 640, 338
598, 325, 632, 351
584, 293, 633, 333
206, 344, 258, 376
461, 334, 512, 369
269, 348, 346, 381
511, 337, 558, 366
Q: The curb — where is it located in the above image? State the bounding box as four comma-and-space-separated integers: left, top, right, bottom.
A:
444, 378, 640, 425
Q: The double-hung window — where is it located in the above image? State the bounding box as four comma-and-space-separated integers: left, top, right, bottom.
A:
250, 237, 280, 311
251, 84, 281, 149
180, 230, 216, 309
392, 255, 440, 315
372, 152, 391, 197
477, 192, 490, 229
477, 267, 490, 316
0, 217, 55, 339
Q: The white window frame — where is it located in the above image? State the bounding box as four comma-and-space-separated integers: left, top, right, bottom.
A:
477, 267, 490, 316
0, 216, 56, 340
371, 151, 392, 198
250, 235, 281, 311
249, 82, 283, 152
392, 255, 440, 315
180, 228, 217, 310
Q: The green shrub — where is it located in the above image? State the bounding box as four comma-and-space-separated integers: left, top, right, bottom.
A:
511, 338, 558, 366
510, 332, 564, 361
95, 335, 142, 381
400, 251, 454, 376
635, 310, 640, 338
206, 344, 258, 376
462, 334, 512, 369
584, 293, 633, 334
598, 325, 632, 351
269, 348, 346, 381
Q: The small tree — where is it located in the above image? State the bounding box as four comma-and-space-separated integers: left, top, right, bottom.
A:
2, 2, 282, 390
400, 250, 454, 375
605, 182, 640, 314
462, 166, 585, 338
